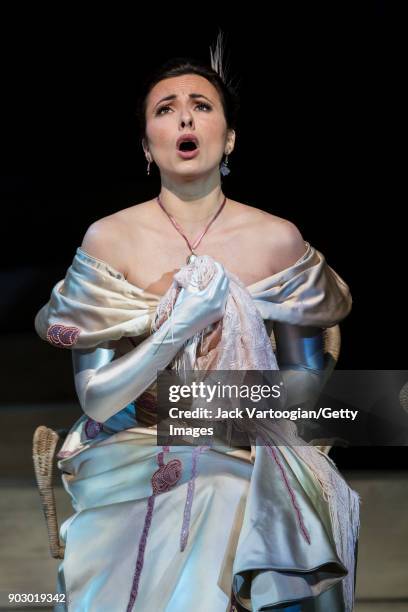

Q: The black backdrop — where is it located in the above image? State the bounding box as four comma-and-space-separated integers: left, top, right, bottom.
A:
1, 5, 404, 468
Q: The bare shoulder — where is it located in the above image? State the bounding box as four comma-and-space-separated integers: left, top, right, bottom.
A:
80, 217, 122, 272
230, 200, 307, 273
79, 200, 154, 275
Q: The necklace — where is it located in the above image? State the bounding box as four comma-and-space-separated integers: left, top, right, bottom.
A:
156, 194, 227, 264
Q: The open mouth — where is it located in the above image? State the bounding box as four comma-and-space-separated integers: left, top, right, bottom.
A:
178, 141, 198, 151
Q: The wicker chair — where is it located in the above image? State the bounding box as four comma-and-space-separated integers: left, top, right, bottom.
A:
32, 324, 341, 560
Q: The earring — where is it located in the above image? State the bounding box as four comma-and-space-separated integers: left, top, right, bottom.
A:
220, 154, 231, 176
146, 158, 151, 176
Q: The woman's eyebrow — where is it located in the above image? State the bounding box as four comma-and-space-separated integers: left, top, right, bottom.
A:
153, 93, 214, 109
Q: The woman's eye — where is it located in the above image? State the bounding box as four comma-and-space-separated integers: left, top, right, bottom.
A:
196, 103, 212, 111
156, 105, 171, 115
155, 102, 212, 116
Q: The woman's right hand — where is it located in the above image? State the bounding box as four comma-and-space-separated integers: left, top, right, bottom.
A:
173, 261, 230, 336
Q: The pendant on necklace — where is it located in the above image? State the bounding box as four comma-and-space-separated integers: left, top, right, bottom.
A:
186, 252, 197, 264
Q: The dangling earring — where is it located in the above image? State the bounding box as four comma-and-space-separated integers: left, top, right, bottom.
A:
220, 154, 231, 176
146, 158, 151, 176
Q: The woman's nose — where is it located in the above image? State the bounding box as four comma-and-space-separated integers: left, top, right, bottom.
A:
180, 113, 194, 128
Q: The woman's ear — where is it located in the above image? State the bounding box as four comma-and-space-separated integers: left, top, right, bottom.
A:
225, 129, 236, 155
142, 138, 151, 161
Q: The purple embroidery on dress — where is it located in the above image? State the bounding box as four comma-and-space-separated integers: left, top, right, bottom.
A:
157, 446, 170, 468
84, 418, 103, 439
151, 459, 183, 494
126, 495, 155, 612
265, 442, 311, 545
180, 445, 210, 552
127, 447, 183, 611
47, 324, 81, 348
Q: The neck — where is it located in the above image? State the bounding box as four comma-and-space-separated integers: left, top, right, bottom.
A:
158, 176, 226, 226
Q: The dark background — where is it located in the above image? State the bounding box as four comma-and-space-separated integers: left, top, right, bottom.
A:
1, 4, 403, 468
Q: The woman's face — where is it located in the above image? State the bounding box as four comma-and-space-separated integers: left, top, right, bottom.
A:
142, 73, 235, 179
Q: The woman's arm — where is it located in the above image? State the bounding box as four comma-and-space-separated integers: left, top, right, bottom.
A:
273, 322, 326, 411
71, 262, 230, 423
274, 322, 325, 371
72, 319, 189, 423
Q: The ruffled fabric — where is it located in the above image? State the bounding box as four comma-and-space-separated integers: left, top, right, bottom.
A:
34, 247, 160, 349
151, 254, 279, 373
249, 242, 352, 327
34, 242, 352, 351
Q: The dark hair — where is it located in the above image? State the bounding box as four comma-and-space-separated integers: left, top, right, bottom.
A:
135, 56, 240, 141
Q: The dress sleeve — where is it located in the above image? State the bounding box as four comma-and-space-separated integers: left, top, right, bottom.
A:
249, 242, 352, 328
34, 248, 159, 349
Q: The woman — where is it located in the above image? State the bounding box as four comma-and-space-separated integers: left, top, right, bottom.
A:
34, 46, 359, 612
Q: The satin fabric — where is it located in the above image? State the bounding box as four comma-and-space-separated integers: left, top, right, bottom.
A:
55, 430, 348, 612
34, 243, 357, 611
34, 241, 352, 350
